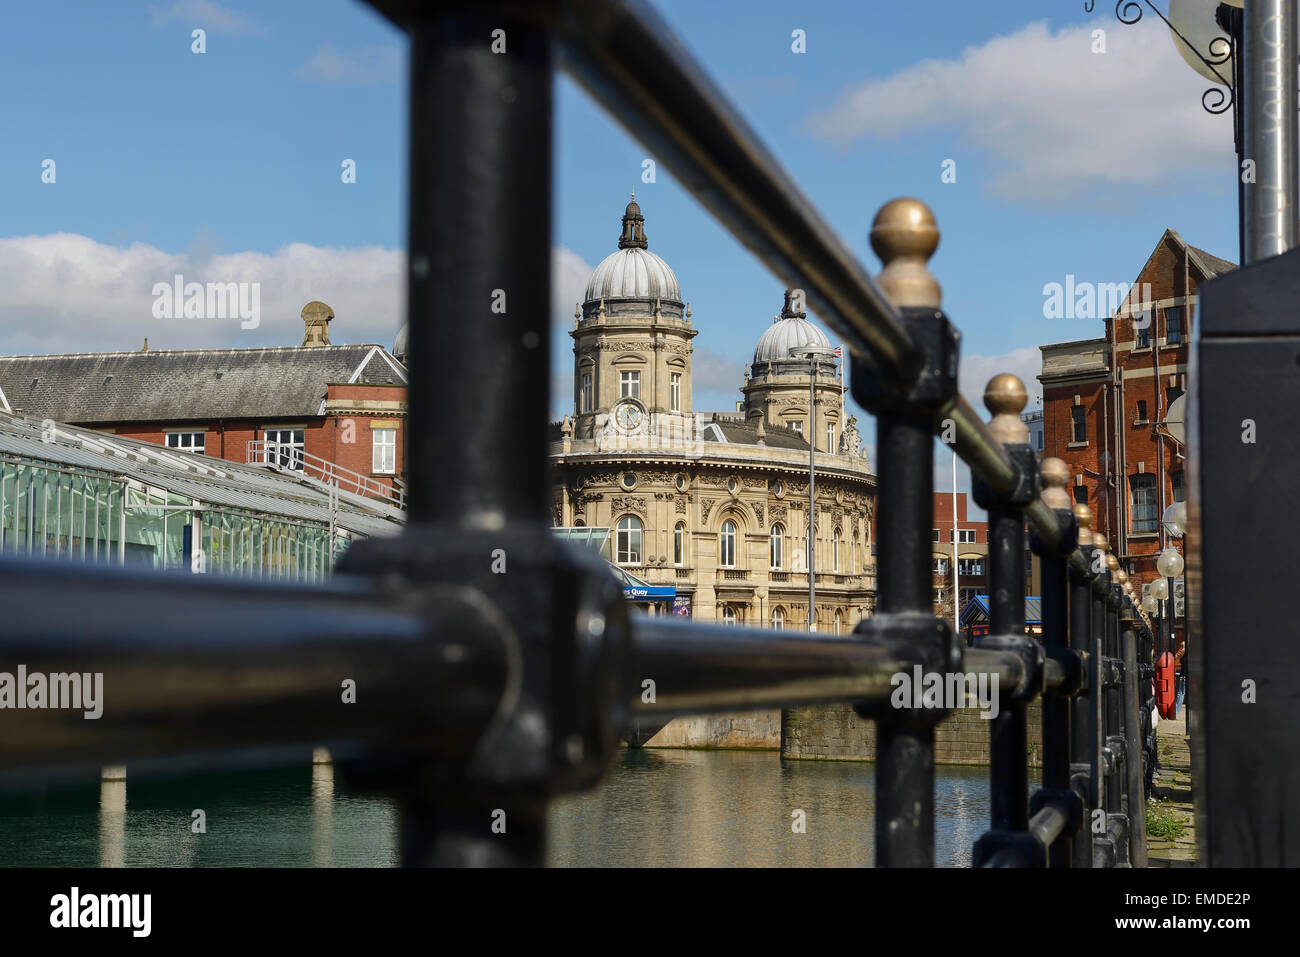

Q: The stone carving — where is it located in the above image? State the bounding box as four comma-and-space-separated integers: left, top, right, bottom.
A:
700, 498, 719, 523
839, 414, 864, 460
754, 504, 765, 526
832, 508, 844, 527
699, 475, 727, 487
743, 477, 767, 489
771, 504, 788, 523
610, 495, 646, 516
675, 498, 687, 514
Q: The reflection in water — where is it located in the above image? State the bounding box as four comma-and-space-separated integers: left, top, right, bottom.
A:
0, 764, 397, 867
311, 753, 334, 869
548, 749, 1019, 867
97, 775, 126, 869
2, 750, 1009, 867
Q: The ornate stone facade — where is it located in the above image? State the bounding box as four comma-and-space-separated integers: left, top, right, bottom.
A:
550, 199, 877, 631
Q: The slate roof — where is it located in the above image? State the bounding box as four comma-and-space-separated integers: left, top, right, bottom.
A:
1186, 243, 1236, 278
707, 418, 810, 451
0, 345, 407, 425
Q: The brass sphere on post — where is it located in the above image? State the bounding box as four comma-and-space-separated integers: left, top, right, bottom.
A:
870, 198, 941, 309
1040, 457, 1072, 510
1106, 554, 1119, 573
1093, 532, 1109, 553
985, 374, 1029, 444
1073, 503, 1093, 547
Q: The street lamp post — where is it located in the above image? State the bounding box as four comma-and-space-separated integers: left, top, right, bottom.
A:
756, 586, 767, 628
790, 344, 836, 633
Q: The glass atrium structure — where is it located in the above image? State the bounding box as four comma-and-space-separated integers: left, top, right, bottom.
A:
0, 413, 404, 581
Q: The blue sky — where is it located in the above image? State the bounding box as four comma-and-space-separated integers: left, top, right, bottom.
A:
0, 0, 1240, 495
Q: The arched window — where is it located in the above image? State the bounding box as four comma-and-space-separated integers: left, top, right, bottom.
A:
852, 535, 859, 573
615, 515, 642, 564
673, 522, 686, 566
769, 524, 784, 569
832, 527, 841, 572
834, 610, 843, 634
771, 606, 785, 630
722, 605, 737, 626
720, 520, 737, 567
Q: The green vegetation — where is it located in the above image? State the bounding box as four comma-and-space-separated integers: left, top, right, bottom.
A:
1147, 802, 1188, 841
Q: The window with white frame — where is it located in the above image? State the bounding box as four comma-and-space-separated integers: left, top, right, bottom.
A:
372, 428, 396, 474
674, 522, 686, 566
616, 515, 643, 564
933, 558, 949, 575
832, 527, 841, 571
771, 606, 784, 630
581, 372, 592, 412
827, 422, 835, 453
265, 428, 305, 469
619, 370, 640, 399
958, 558, 984, 577
670, 372, 681, 412
834, 610, 842, 634
166, 431, 205, 454
956, 529, 977, 544
720, 520, 737, 567
721, 605, 737, 626
769, 524, 784, 569
786, 419, 802, 435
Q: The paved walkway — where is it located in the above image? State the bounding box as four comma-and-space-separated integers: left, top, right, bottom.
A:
1147, 711, 1196, 867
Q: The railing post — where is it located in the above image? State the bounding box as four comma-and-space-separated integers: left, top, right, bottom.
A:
1029, 458, 1080, 867
850, 199, 960, 867
1087, 534, 1113, 865
1122, 599, 1148, 866
1068, 504, 1098, 867
972, 375, 1043, 867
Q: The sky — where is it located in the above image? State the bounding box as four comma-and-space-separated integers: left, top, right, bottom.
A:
0, 0, 1241, 503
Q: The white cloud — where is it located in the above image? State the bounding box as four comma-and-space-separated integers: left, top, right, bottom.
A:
0, 234, 404, 355
806, 19, 1234, 202
0, 235, 592, 359
552, 246, 592, 328
151, 0, 263, 36
295, 45, 402, 86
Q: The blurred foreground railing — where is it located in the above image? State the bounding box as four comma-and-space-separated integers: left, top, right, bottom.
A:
0, 0, 1157, 867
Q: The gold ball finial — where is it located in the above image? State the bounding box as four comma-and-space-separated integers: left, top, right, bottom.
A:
985, 374, 1030, 444
1115, 569, 1128, 586
1040, 457, 1071, 510
1106, 554, 1119, 572
1073, 503, 1093, 546
1093, 531, 1109, 552
870, 197, 941, 308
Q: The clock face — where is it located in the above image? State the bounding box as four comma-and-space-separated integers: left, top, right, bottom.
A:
615, 402, 643, 431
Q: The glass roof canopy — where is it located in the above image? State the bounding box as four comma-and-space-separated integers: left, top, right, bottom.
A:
551, 526, 675, 603
0, 410, 406, 581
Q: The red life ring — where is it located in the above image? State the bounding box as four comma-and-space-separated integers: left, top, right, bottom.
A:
1155, 651, 1177, 718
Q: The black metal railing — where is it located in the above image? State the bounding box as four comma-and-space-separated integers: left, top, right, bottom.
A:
0, 0, 1158, 868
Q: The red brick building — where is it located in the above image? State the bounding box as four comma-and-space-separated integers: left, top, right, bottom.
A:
932, 491, 989, 617
1039, 230, 1233, 647
0, 301, 408, 502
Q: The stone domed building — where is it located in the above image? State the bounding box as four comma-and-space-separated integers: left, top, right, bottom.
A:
550, 198, 877, 630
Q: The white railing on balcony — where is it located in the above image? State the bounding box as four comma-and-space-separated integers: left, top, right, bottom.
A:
246, 441, 406, 509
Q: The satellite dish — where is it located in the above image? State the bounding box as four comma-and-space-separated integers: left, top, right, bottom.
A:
1169, 0, 1237, 86
1166, 393, 1187, 445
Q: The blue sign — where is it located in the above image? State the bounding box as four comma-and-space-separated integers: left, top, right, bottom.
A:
622, 585, 676, 601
